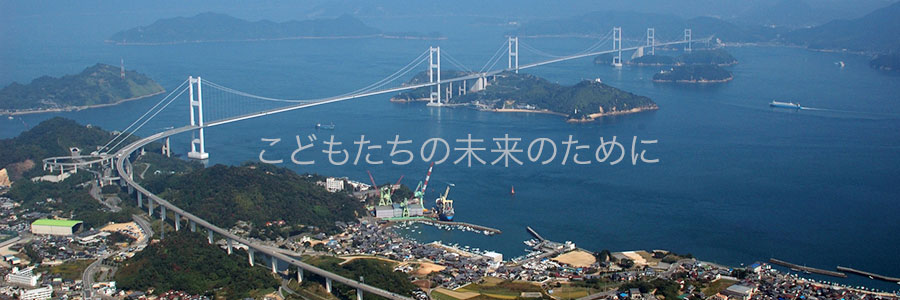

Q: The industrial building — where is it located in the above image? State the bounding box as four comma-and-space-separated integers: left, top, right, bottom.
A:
5, 266, 40, 287
374, 203, 425, 219
30, 219, 83, 236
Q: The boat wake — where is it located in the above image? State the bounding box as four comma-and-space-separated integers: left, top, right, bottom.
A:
799, 106, 900, 119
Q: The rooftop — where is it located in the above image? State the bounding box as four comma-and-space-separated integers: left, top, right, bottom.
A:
31, 219, 83, 227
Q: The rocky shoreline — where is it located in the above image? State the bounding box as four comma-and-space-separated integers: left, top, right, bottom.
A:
567, 104, 659, 123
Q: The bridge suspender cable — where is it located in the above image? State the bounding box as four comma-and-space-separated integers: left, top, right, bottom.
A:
99, 78, 189, 153
106, 85, 190, 152
479, 41, 509, 73
201, 48, 431, 104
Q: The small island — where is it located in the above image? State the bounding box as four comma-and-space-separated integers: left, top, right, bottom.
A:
595, 49, 738, 66
0, 63, 164, 115
108, 12, 443, 45
652, 64, 734, 83
870, 53, 900, 71
394, 71, 658, 122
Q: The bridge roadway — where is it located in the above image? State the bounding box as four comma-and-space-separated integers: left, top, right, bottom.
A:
113, 125, 413, 300
205, 37, 708, 128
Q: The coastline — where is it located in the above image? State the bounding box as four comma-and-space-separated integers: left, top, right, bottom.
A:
567, 105, 659, 123
490, 108, 568, 117
652, 76, 733, 83
3, 89, 166, 116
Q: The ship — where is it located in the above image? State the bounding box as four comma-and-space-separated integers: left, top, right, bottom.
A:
435, 185, 455, 221
316, 122, 335, 130
770, 101, 802, 109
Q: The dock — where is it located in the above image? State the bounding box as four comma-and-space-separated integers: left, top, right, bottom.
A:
416, 218, 502, 234
769, 258, 847, 278
836, 266, 900, 283
526, 226, 545, 241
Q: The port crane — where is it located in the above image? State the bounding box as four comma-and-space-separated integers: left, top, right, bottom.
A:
366, 171, 403, 206
412, 162, 435, 204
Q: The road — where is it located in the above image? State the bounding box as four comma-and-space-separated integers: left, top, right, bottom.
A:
89, 181, 121, 212
82, 215, 153, 299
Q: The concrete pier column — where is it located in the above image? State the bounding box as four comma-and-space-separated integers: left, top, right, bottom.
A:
248, 249, 255, 266
271, 256, 278, 273
190, 221, 197, 232
326, 278, 332, 293
357, 288, 363, 300
227, 239, 233, 255
160, 206, 166, 222
174, 214, 181, 231
147, 198, 154, 217
137, 192, 143, 208
297, 267, 303, 283
207, 229, 213, 244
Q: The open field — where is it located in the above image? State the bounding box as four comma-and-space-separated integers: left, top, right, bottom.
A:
410, 261, 446, 275
549, 285, 591, 299
432, 288, 480, 300
456, 277, 543, 300
37, 259, 95, 280
553, 250, 596, 267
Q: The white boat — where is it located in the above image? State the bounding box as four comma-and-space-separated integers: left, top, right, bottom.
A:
770, 101, 802, 109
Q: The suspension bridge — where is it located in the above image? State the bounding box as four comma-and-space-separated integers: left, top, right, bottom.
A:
43, 28, 709, 300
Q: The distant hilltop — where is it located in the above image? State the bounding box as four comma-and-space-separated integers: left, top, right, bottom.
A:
0, 63, 164, 114
107, 12, 444, 45
511, 1, 900, 56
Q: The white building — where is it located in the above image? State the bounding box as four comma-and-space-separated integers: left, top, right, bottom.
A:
325, 177, 344, 192
5, 266, 40, 287
19, 285, 52, 300
30, 219, 83, 236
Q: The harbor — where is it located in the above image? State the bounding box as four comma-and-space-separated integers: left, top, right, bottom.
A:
769, 258, 848, 278
837, 266, 900, 284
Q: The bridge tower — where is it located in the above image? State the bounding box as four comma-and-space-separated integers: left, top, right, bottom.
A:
427, 46, 442, 106
508, 36, 519, 73
187, 76, 209, 160
647, 28, 655, 56
612, 27, 623, 67
684, 29, 692, 52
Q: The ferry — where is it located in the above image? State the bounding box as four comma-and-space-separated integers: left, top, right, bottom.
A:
316, 122, 335, 130
770, 101, 802, 109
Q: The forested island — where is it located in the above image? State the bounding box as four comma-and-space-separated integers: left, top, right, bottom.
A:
652, 64, 734, 83
0, 64, 164, 114
595, 49, 738, 66
108, 12, 443, 45
393, 71, 657, 122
